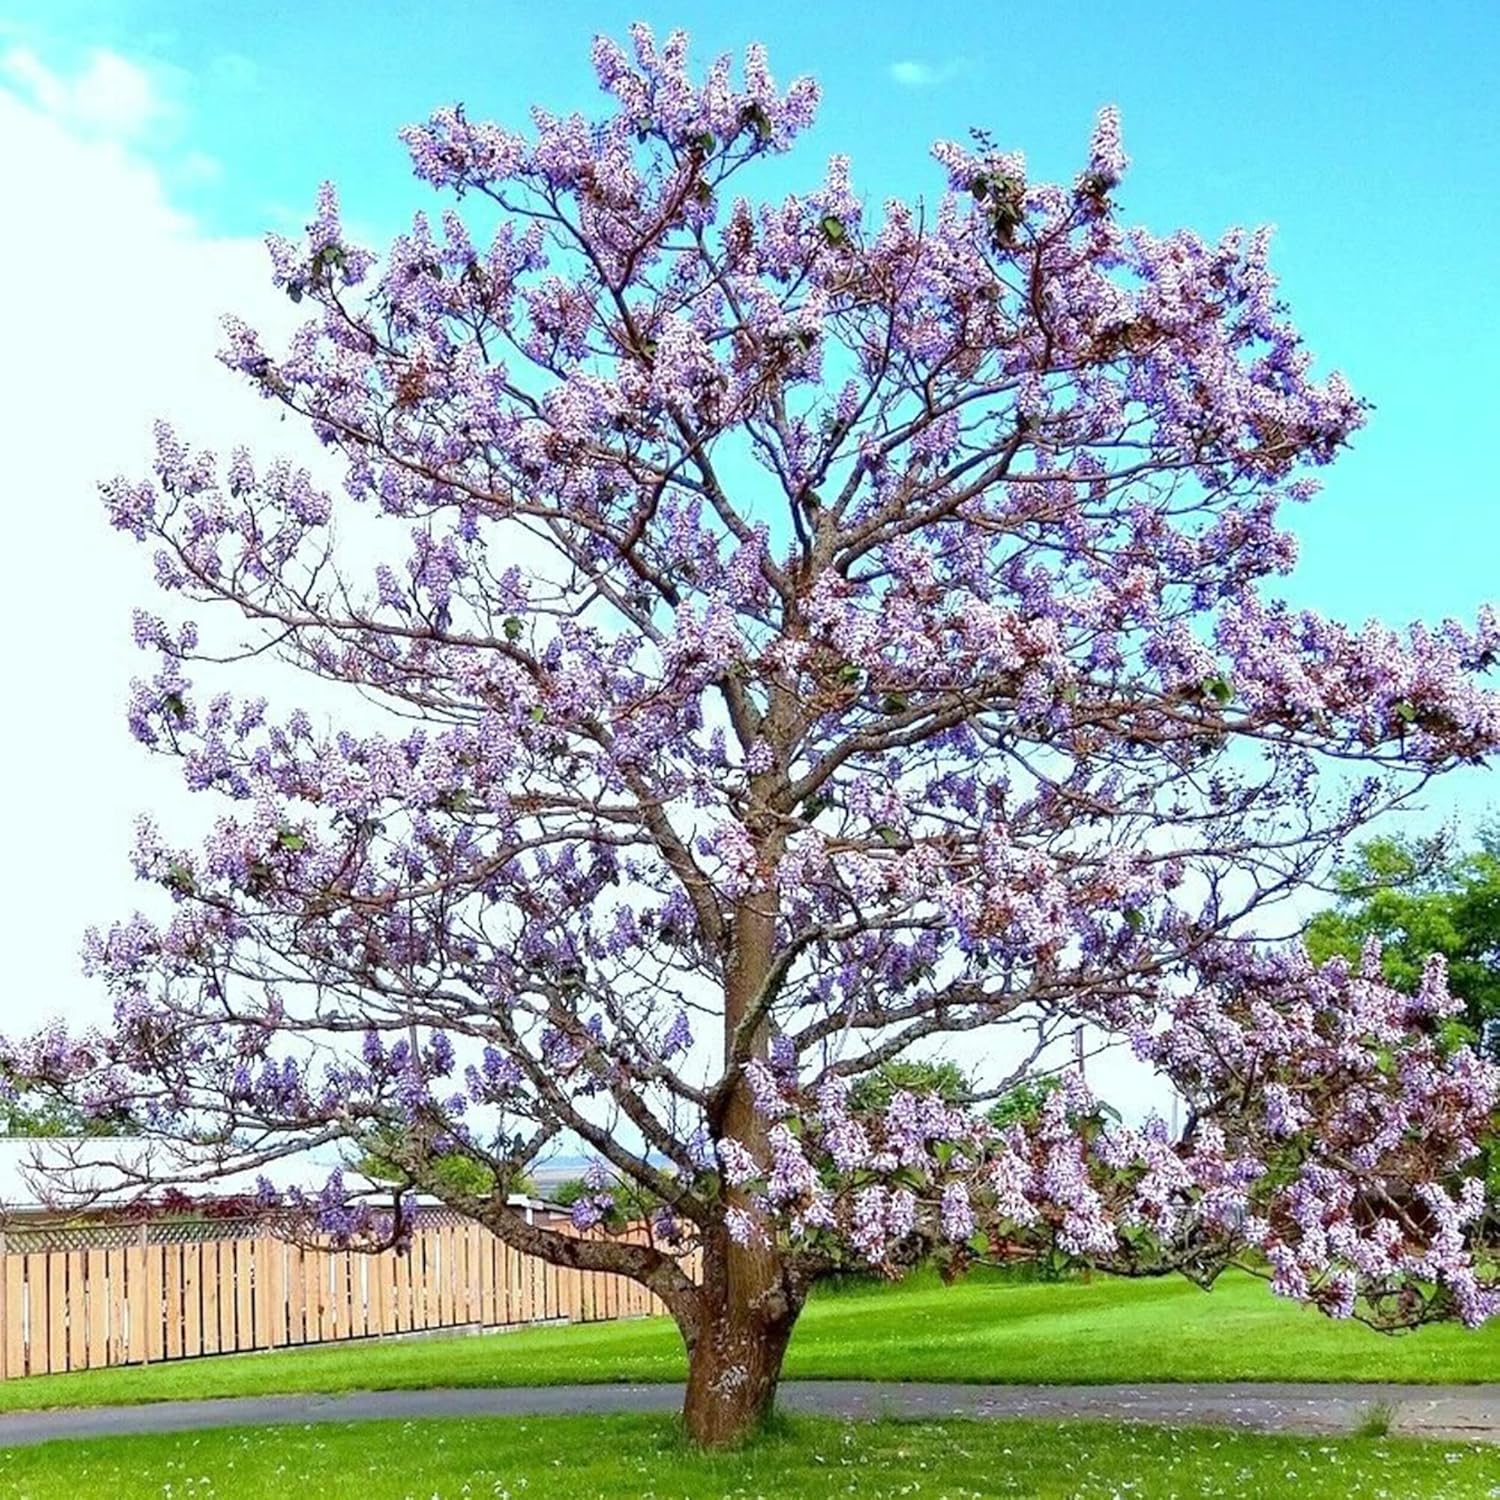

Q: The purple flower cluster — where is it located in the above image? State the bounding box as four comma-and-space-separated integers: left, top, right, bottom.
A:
15, 26, 1498, 1342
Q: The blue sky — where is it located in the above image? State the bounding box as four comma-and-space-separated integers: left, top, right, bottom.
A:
0, 2, 1496, 1032
7, 0, 1496, 627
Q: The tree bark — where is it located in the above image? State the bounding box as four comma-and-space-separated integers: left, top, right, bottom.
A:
679, 791, 802, 1446
679, 1228, 801, 1447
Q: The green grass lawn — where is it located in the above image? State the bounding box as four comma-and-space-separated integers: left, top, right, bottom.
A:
4, 1267, 1500, 1413
0, 1413, 1496, 1500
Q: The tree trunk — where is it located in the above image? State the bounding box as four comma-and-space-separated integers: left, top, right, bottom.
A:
681, 803, 800, 1446
680, 1231, 800, 1447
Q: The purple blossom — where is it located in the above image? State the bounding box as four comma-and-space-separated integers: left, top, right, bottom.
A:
940, 1182, 976, 1243
17, 26, 1499, 1389
717, 1138, 760, 1187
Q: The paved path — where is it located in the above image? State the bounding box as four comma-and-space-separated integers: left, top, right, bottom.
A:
3, 1382, 1500, 1448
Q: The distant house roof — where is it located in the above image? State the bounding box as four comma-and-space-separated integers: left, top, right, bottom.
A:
0, 1136, 345, 1214
0, 1137, 565, 1223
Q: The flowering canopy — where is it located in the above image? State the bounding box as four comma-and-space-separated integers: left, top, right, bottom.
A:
15, 26, 1500, 1352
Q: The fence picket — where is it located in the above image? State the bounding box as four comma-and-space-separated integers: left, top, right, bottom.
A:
350, 1254, 366, 1340
332, 1251, 351, 1341
181, 1243, 201, 1360
324, 1249, 341, 1342
0, 1212, 672, 1378
464, 1223, 481, 1325
483, 1237, 498, 1327
499, 1236, 512, 1323
216, 1240, 236, 1352
394, 1242, 412, 1333
144, 1243, 165, 1363
437, 1224, 454, 1326
383, 1250, 399, 1334
199, 1243, 219, 1355
286, 1242, 306, 1347
420, 1231, 438, 1329
92, 1247, 114, 1367
106, 1247, 126, 1365
252, 1239, 272, 1349
369, 1249, 387, 1335
234, 1239, 254, 1352
44, 1253, 66, 1372
65, 1250, 86, 1371
4, 1257, 24, 1376
34, 1256, 50, 1373
265, 1237, 287, 1347
319, 1248, 337, 1344
163, 1245, 183, 1361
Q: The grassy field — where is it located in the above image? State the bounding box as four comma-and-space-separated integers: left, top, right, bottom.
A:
0, 1413, 1497, 1500
3, 1267, 1500, 1413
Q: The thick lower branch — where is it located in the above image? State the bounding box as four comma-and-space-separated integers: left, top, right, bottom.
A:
469, 1197, 700, 1320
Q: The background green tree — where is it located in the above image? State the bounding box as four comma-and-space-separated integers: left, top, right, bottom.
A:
0, 1066, 134, 1137
1307, 824, 1500, 1228
356, 1127, 532, 1200
1305, 824, 1500, 1043
847, 1061, 1067, 1131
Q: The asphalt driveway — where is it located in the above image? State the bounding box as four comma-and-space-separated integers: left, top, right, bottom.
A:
1, 1380, 1499, 1447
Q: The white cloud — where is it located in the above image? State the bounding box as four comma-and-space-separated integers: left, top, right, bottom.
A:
888, 58, 967, 89
176, 147, 224, 185
1, 45, 174, 140
0, 52, 305, 1033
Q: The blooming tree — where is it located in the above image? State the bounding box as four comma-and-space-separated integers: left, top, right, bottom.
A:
13, 26, 1500, 1445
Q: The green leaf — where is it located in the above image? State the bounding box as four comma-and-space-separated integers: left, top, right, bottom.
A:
1394, 698, 1418, 723
1124, 906, 1145, 932
881, 692, 909, 714
838, 664, 862, 686
1203, 675, 1233, 706
529, 704, 546, 723
819, 214, 847, 244
741, 102, 772, 143
311, 245, 346, 279
991, 210, 1019, 241
503, 616, 523, 642
275, 830, 307, 853
1437, 1018, 1477, 1057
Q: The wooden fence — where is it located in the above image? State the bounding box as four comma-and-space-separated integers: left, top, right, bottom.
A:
0, 1213, 671, 1379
